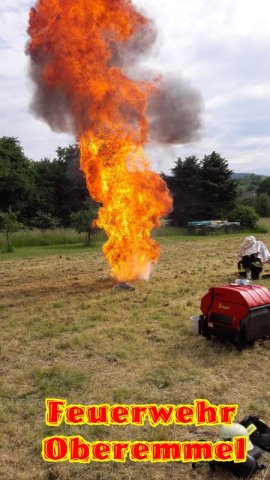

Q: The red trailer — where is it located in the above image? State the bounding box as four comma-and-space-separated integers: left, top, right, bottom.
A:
200, 284, 270, 348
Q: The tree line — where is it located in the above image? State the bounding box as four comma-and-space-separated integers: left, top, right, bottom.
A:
236, 173, 270, 217
164, 152, 270, 227
0, 136, 97, 229
1, 136, 270, 234
163, 152, 238, 226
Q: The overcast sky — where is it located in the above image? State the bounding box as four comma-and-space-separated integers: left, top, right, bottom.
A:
1, 0, 270, 174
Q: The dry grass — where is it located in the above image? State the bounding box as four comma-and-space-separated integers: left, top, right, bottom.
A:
0, 234, 270, 479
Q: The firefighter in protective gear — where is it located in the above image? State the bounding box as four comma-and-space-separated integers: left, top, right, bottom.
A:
237, 236, 270, 280
238, 254, 262, 280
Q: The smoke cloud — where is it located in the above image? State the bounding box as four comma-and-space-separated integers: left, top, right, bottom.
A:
27, 2, 202, 145
148, 76, 203, 144
110, 21, 158, 68
110, 21, 203, 145
110, 19, 203, 146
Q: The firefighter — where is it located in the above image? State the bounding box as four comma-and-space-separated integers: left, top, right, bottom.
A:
237, 236, 269, 280
238, 253, 262, 280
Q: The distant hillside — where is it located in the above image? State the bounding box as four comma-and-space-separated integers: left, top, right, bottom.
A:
233, 173, 268, 196
232, 173, 267, 180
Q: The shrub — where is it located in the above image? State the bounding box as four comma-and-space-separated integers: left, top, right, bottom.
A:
253, 224, 268, 234
228, 204, 259, 228
70, 199, 98, 246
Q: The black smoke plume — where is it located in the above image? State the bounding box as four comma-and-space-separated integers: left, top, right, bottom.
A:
148, 76, 203, 144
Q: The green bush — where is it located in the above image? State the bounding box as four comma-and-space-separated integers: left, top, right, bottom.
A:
70, 198, 98, 246
228, 204, 259, 228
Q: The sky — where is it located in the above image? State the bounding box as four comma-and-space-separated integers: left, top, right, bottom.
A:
1, 0, 270, 175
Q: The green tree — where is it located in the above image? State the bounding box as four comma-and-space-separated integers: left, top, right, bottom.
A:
235, 173, 264, 193
237, 192, 256, 208
32, 157, 68, 224
199, 152, 237, 219
30, 210, 60, 229
257, 177, 270, 196
55, 145, 89, 223
164, 156, 201, 226
0, 137, 34, 218
165, 152, 237, 226
70, 199, 98, 246
255, 193, 270, 217
0, 210, 23, 252
31, 145, 89, 226
247, 173, 264, 191
228, 205, 259, 228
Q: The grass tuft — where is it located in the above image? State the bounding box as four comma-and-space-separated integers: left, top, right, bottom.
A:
32, 366, 86, 397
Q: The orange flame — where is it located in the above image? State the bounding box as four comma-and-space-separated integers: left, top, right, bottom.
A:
27, 0, 173, 281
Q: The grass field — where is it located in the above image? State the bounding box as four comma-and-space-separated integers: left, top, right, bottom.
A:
258, 217, 270, 232
1, 232, 270, 479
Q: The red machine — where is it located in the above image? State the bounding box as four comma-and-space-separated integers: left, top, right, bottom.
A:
200, 284, 270, 348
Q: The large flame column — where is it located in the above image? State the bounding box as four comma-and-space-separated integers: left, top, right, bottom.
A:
80, 136, 172, 281
26, 0, 173, 281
